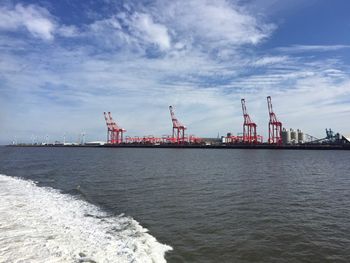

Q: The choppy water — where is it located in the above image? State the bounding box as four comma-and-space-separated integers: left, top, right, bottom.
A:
0, 147, 350, 262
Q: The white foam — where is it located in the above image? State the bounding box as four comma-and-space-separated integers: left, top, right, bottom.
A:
0, 174, 172, 263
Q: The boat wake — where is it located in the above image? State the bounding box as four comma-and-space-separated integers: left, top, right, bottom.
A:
0, 174, 172, 263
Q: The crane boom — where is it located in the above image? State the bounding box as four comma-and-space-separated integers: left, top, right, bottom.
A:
103, 111, 126, 144
267, 96, 282, 144
241, 99, 257, 143
169, 105, 186, 144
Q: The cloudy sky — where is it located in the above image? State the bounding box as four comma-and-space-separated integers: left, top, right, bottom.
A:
1, 0, 350, 144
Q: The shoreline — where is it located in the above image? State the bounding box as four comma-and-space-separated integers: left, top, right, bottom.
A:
6, 144, 350, 150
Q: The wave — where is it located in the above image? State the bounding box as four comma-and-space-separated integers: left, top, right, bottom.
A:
0, 174, 172, 263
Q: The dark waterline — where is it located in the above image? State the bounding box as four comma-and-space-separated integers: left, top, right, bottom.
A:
1, 147, 350, 262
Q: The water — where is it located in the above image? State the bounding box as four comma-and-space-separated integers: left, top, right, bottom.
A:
0, 147, 350, 262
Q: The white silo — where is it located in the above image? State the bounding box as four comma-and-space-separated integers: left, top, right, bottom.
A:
290, 129, 297, 144
297, 129, 304, 144
282, 128, 291, 144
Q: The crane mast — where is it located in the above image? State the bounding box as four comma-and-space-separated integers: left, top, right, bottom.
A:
267, 96, 282, 144
103, 112, 113, 143
169, 106, 186, 144
103, 112, 126, 144
241, 99, 257, 143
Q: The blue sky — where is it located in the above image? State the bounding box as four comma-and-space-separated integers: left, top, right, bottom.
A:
1, 0, 350, 144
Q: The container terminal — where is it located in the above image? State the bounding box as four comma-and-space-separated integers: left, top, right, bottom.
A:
9, 96, 350, 150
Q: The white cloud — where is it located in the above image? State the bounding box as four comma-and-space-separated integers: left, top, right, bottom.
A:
276, 45, 350, 53
152, 0, 275, 48
87, 12, 171, 51
0, 4, 56, 40
89, 17, 122, 32
254, 56, 289, 66
87, 17, 137, 51
58, 25, 80, 37
83, 0, 274, 54
128, 13, 171, 50
0, 4, 81, 41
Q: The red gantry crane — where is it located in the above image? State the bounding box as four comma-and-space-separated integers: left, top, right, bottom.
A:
103, 112, 126, 144
241, 98, 257, 143
169, 105, 186, 144
103, 112, 113, 144
267, 96, 282, 144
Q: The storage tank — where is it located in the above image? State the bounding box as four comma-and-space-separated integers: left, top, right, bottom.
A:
297, 129, 304, 144
290, 128, 297, 144
282, 128, 291, 144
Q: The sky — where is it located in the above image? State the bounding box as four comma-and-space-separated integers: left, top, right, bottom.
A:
0, 0, 350, 144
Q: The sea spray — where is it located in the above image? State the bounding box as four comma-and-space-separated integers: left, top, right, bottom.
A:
0, 174, 172, 263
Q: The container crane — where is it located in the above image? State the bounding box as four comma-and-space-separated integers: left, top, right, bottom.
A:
241, 99, 257, 143
169, 105, 186, 144
103, 112, 113, 143
267, 96, 282, 144
103, 112, 126, 144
